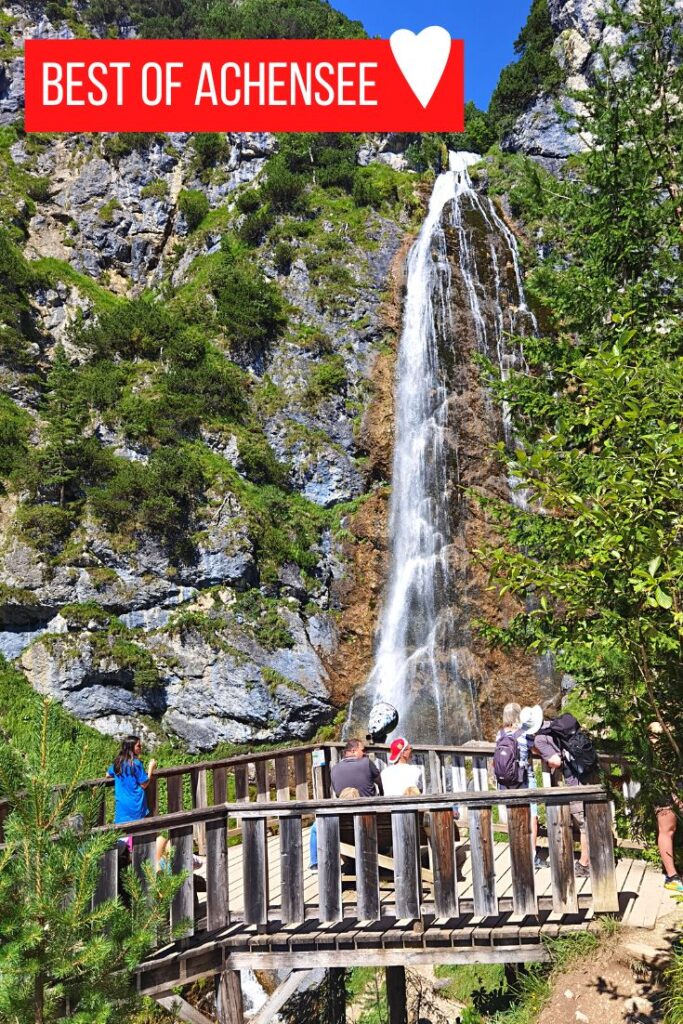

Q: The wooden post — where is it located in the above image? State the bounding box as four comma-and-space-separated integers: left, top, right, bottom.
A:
385, 966, 407, 1024
275, 756, 290, 802
294, 752, 309, 800
546, 803, 578, 914
280, 815, 305, 924
507, 804, 537, 916
469, 806, 496, 916
242, 817, 268, 925
355, 813, 380, 921
213, 766, 228, 805
169, 822, 195, 937
255, 760, 269, 803
326, 967, 346, 1024
318, 814, 342, 923
429, 809, 458, 918
216, 969, 244, 1024
586, 800, 619, 913
93, 845, 118, 908
206, 814, 230, 931
391, 810, 421, 920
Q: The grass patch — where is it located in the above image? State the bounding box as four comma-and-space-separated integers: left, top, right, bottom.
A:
32, 257, 122, 313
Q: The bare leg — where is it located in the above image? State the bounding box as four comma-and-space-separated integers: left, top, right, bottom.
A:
156, 834, 169, 868
579, 831, 589, 868
657, 808, 678, 877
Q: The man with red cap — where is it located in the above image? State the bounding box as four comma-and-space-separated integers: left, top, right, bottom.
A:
381, 737, 423, 797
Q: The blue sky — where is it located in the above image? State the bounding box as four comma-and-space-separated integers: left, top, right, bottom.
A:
333, 0, 532, 109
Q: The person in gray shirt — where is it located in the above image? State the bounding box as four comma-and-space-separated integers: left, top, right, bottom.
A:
331, 738, 383, 797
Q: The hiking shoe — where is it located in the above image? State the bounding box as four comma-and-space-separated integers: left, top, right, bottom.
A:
534, 854, 545, 871
664, 875, 683, 892
309, 864, 318, 872
574, 860, 590, 878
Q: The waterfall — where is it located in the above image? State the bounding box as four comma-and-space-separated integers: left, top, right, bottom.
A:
347, 151, 545, 745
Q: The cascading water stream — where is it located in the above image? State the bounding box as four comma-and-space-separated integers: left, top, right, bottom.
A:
347, 151, 546, 744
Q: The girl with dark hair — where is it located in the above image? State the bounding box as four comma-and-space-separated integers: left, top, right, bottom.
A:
107, 735, 157, 825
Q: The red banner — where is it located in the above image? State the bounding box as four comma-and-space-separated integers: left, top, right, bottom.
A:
24, 37, 464, 133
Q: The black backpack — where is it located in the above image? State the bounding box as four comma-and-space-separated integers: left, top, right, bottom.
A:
493, 729, 525, 788
541, 713, 599, 777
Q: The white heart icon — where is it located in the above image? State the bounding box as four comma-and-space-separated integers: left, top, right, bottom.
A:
390, 26, 452, 109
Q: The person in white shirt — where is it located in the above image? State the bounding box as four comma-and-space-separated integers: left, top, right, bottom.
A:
381, 737, 423, 796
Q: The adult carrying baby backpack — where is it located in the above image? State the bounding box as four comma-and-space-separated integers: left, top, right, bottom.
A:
542, 713, 599, 777
493, 729, 525, 788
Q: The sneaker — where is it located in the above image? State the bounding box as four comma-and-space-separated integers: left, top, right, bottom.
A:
534, 854, 545, 871
309, 864, 318, 872
574, 860, 590, 878
664, 875, 683, 892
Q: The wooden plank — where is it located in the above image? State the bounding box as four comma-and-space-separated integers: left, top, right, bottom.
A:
147, 776, 158, 817
216, 969, 244, 1024
391, 811, 421, 920
167, 774, 184, 813
157, 994, 214, 1024
428, 750, 444, 794
585, 801, 619, 913
275, 757, 290, 803
294, 753, 309, 801
280, 816, 305, 924
626, 866, 663, 930
472, 756, 489, 792
224, 945, 550, 971
234, 764, 249, 803
546, 803, 578, 914
469, 807, 496, 916
451, 757, 467, 826
429, 810, 458, 918
213, 766, 228, 805
255, 761, 269, 804
93, 845, 118, 907
327, 967, 346, 1024
192, 768, 208, 856
249, 970, 315, 1024
133, 833, 156, 891
318, 814, 342, 923
386, 966, 407, 1024
170, 824, 195, 937
355, 813, 380, 921
206, 815, 230, 931
243, 817, 268, 925
507, 805, 537, 916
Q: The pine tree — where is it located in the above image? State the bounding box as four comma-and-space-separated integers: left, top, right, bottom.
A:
0, 702, 182, 1023
39, 344, 89, 507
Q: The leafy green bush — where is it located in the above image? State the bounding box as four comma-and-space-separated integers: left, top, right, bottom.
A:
236, 189, 262, 215
306, 354, 347, 398
237, 431, 288, 487
140, 178, 169, 200
238, 205, 274, 246
192, 131, 228, 169
89, 446, 206, 553
101, 132, 163, 165
262, 157, 307, 211
273, 240, 295, 275
0, 394, 30, 480
178, 188, 210, 231
16, 504, 75, 552
210, 240, 287, 362
352, 166, 398, 208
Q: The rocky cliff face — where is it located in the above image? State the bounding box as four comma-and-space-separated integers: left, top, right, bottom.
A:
505, 0, 683, 162
0, 3, 410, 750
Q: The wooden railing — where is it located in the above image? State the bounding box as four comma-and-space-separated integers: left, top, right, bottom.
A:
93, 786, 619, 936
0, 738, 634, 846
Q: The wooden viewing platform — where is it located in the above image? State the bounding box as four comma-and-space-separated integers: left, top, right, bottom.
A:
1, 740, 664, 1023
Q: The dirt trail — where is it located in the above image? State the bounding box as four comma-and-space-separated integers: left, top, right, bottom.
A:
538, 907, 683, 1024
